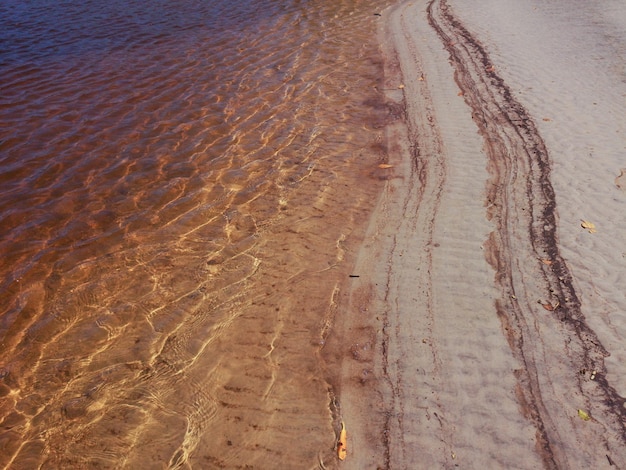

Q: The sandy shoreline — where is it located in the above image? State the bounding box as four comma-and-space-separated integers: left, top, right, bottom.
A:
324, 0, 626, 467
1, 0, 624, 467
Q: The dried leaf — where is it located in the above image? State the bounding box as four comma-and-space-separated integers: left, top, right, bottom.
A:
378, 163, 393, 169
578, 409, 590, 421
337, 421, 347, 460
397, 84, 405, 89
581, 220, 596, 233
539, 299, 560, 311
541, 259, 553, 266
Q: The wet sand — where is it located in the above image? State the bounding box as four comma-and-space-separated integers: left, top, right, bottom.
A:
325, 0, 626, 468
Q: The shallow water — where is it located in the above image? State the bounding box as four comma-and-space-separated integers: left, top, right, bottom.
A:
0, 0, 395, 467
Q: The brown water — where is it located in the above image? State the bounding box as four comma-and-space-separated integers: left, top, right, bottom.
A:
0, 0, 396, 467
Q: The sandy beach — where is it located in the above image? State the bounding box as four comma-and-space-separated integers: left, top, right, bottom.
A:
1, 0, 624, 467
325, 0, 626, 468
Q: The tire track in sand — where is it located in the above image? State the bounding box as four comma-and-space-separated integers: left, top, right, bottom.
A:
428, 0, 626, 467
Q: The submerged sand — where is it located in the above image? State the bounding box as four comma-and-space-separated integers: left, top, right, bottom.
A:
325, 0, 626, 468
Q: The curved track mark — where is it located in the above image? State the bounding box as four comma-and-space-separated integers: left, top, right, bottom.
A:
427, 0, 626, 466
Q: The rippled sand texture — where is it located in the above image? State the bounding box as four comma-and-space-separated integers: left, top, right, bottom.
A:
0, 0, 396, 467
329, 0, 626, 468
450, 0, 626, 409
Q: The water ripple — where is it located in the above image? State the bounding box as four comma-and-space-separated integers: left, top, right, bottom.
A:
0, 0, 395, 466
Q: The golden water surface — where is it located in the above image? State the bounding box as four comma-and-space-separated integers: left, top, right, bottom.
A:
0, 0, 396, 467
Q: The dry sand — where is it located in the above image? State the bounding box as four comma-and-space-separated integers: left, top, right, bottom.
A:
324, 0, 626, 468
